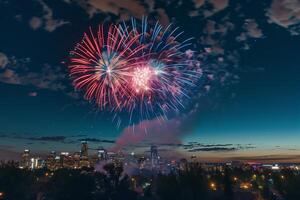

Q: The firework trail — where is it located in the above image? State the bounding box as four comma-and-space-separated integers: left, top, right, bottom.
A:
69, 18, 201, 124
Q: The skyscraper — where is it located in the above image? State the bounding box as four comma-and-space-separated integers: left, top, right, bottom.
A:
80, 141, 88, 158
150, 145, 159, 168
20, 149, 30, 169
80, 141, 90, 167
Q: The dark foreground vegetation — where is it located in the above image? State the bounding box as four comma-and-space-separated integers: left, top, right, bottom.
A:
0, 162, 300, 200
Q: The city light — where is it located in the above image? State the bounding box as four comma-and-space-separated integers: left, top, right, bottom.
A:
210, 182, 217, 191
240, 182, 252, 190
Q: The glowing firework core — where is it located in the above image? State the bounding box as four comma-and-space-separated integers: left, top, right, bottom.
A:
132, 66, 154, 93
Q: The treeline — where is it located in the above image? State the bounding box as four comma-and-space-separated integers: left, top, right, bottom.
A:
1, 162, 300, 200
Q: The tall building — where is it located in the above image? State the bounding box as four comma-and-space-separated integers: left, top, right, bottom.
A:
73, 152, 81, 169
80, 141, 88, 158
20, 149, 30, 169
46, 151, 57, 170
60, 152, 73, 168
80, 141, 90, 168
30, 157, 43, 169
97, 147, 108, 161
150, 145, 159, 168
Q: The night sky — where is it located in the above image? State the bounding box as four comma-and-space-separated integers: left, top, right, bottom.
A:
0, 0, 299, 162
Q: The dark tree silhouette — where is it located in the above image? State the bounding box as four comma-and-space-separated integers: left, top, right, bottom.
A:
223, 167, 234, 200
0, 163, 36, 200
156, 163, 208, 200
45, 169, 95, 200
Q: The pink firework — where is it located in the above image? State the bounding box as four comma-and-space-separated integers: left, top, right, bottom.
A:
69, 25, 144, 110
119, 17, 201, 120
69, 19, 201, 124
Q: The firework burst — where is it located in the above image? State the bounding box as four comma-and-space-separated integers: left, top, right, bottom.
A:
69, 25, 144, 110
119, 17, 201, 121
69, 19, 201, 124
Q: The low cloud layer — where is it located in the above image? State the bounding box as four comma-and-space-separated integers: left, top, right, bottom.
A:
188, 147, 236, 152
78, 138, 115, 143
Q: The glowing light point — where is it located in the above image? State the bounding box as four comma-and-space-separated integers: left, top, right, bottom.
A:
132, 67, 154, 93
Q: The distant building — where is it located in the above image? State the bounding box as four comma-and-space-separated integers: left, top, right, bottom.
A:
138, 156, 146, 169
20, 149, 30, 169
97, 147, 108, 161
60, 152, 74, 168
150, 145, 159, 168
45, 151, 57, 170
79, 141, 90, 167
179, 158, 188, 170
80, 141, 88, 158
107, 151, 116, 161
30, 157, 43, 169
73, 152, 81, 168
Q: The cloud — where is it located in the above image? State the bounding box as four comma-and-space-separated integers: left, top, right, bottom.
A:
267, 0, 300, 35
182, 142, 256, 153
230, 154, 300, 162
200, 20, 234, 55
86, 0, 147, 17
188, 147, 237, 152
210, 0, 229, 12
29, 16, 43, 30
0, 133, 67, 142
69, 0, 169, 25
78, 138, 115, 143
192, 0, 205, 9
190, 0, 229, 17
0, 62, 66, 91
29, 0, 69, 32
0, 52, 9, 69
243, 19, 263, 38
27, 136, 67, 142
235, 19, 264, 51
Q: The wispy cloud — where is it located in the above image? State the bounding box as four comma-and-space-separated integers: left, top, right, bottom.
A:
27, 136, 67, 142
28, 0, 69, 32
78, 138, 115, 143
188, 147, 237, 152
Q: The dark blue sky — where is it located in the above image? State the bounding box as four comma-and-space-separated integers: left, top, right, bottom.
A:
0, 0, 299, 161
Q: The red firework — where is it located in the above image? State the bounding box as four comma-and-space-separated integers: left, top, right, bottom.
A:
69, 25, 144, 110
